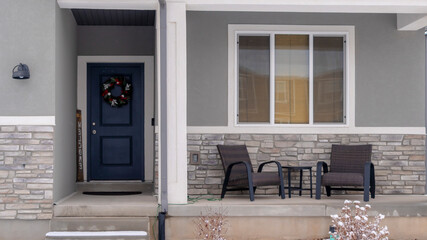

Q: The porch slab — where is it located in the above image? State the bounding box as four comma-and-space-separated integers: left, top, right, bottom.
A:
168, 195, 427, 217
54, 192, 158, 217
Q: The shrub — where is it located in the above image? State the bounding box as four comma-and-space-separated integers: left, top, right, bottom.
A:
194, 207, 228, 240
330, 200, 389, 240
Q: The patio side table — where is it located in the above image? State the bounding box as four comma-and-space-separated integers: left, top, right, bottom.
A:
282, 166, 313, 198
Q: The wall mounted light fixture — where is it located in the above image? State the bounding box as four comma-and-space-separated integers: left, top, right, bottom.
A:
12, 63, 30, 79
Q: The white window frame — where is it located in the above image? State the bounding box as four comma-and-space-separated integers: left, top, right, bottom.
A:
228, 24, 355, 130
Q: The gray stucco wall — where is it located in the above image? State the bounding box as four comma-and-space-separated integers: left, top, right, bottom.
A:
53, 6, 77, 201
0, 0, 55, 116
78, 26, 155, 56
187, 12, 425, 127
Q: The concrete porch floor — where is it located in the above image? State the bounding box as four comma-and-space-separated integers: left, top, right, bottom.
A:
54, 193, 427, 218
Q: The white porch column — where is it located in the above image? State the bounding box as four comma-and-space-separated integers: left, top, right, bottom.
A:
166, 1, 187, 204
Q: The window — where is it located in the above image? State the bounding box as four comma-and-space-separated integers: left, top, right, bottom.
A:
236, 28, 349, 126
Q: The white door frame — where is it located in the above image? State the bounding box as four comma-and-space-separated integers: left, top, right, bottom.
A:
77, 56, 155, 182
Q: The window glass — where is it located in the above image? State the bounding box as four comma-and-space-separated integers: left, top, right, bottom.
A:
275, 35, 309, 124
313, 37, 344, 123
238, 36, 270, 123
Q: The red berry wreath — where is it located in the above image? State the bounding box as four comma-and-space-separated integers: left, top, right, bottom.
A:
101, 76, 132, 107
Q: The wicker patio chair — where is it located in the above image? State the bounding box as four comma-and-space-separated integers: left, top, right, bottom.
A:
315, 144, 375, 202
217, 145, 285, 201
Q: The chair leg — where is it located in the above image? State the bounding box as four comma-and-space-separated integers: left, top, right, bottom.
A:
364, 162, 371, 202
364, 186, 369, 202
248, 182, 255, 202
221, 171, 231, 199
309, 168, 313, 198
371, 166, 375, 199
220, 183, 227, 199
288, 169, 292, 198
279, 172, 285, 199
371, 184, 375, 199
299, 169, 303, 196
315, 172, 322, 200
326, 186, 331, 197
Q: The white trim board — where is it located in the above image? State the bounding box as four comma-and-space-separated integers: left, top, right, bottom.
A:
187, 126, 426, 135
0, 116, 55, 125
77, 56, 155, 182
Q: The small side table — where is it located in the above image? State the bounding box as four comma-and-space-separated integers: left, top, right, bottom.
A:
282, 166, 313, 198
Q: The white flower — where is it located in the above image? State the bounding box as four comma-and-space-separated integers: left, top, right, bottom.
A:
111, 99, 118, 106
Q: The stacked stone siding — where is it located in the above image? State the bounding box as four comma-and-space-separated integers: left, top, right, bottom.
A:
0, 126, 54, 220
187, 134, 426, 196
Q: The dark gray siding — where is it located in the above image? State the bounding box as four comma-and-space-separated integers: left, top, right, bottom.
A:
78, 26, 155, 56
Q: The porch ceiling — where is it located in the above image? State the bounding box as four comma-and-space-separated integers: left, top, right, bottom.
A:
71, 9, 155, 26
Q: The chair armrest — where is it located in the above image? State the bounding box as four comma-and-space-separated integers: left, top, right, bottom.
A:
225, 161, 253, 180
316, 161, 328, 175
257, 161, 283, 173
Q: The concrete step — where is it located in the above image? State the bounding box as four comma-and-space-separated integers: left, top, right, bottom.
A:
53, 193, 158, 218
76, 182, 154, 193
45, 231, 148, 240
50, 217, 150, 232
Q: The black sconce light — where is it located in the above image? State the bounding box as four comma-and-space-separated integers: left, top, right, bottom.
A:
12, 63, 30, 79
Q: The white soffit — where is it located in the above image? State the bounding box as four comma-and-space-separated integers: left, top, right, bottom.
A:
397, 14, 427, 31
58, 0, 427, 13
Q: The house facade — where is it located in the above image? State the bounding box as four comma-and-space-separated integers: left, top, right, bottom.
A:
0, 0, 427, 239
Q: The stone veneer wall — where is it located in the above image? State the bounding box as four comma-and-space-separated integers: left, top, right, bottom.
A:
187, 134, 426, 196
0, 126, 54, 220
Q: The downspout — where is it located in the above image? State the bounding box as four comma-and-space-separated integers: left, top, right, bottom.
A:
158, 0, 168, 239
425, 29, 427, 195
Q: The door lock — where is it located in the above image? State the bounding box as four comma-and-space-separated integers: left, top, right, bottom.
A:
92, 130, 96, 135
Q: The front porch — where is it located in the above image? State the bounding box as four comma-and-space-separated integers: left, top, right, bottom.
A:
168, 194, 427, 240
50, 191, 427, 239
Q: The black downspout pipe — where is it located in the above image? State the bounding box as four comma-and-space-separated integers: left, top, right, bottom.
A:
158, 1, 168, 240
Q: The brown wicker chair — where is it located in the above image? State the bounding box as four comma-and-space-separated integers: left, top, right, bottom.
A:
217, 145, 285, 201
315, 144, 375, 202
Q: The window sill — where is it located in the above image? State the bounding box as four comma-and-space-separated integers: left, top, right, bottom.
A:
187, 126, 425, 135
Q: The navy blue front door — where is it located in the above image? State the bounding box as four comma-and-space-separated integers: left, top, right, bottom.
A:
88, 63, 144, 180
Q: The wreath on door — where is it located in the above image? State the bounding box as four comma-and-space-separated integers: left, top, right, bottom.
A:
101, 76, 132, 107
